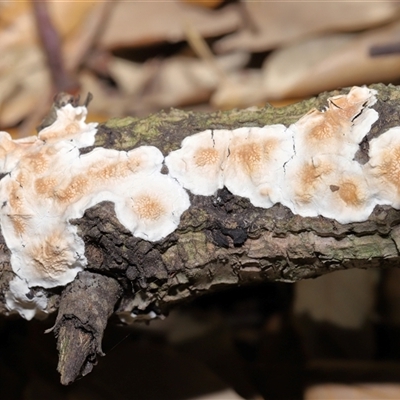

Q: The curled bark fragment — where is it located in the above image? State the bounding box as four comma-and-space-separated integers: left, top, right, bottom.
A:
51, 271, 122, 385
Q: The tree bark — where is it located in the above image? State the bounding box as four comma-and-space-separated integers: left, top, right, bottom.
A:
1, 83, 400, 383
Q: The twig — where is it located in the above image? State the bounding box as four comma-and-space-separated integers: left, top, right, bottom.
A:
32, 0, 79, 94
370, 42, 400, 57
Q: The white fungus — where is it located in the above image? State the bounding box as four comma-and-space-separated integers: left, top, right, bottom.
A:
290, 86, 378, 159
5, 276, 48, 320
38, 103, 98, 147
113, 172, 190, 241
224, 125, 293, 207
1, 104, 189, 318
366, 126, 400, 208
280, 86, 380, 221
165, 129, 231, 195
282, 155, 379, 223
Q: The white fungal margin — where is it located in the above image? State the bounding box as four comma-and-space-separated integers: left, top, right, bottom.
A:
5, 276, 48, 320
38, 104, 98, 147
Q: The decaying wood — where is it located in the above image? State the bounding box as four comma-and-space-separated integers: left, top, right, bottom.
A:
2, 83, 400, 383
52, 271, 122, 385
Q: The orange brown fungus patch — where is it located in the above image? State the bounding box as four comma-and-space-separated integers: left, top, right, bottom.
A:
30, 233, 74, 276
296, 161, 332, 203
330, 94, 368, 120
379, 146, 400, 190
233, 139, 278, 175
55, 175, 90, 203
308, 113, 340, 142
262, 138, 279, 158
34, 177, 57, 195
133, 195, 165, 221
337, 180, 363, 207
233, 142, 261, 172
65, 122, 81, 136
194, 147, 220, 167
39, 121, 81, 142
8, 178, 31, 237
91, 161, 131, 181
8, 182, 24, 214
24, 152, 50, 175
10, 216, 27, 236
15, 171, 29, 188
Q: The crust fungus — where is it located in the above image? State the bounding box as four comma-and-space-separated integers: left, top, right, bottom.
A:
366, 126, 400, 208
291, 86, 378, 158
38, 103, 98, 147
279, 86, 380, 222
166, 87, 378, 217
166, 125, 294, 207
282, 155, 378, 223
224, 125, 293, 207
165, 129, 231, 195
114, 172, 190, 241
5, 275, 48, 321
1, 103, 189, 319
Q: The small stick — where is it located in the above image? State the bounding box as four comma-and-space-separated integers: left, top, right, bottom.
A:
370, 42, 400, 57
31, 0, 79, 94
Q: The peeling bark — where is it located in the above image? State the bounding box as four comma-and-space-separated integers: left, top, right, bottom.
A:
1, 83, 400, 383
52, 271, 122, 385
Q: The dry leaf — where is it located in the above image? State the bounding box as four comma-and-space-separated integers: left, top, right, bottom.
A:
0, 0, 105, 131
214, 0, 399, 53
106, 57, 147, 96
98, 0, 239, 49
79, 71, 126, 118
0, 1, 99, 49
180, 0, 225, 9
133, 52, 249, 114
0, 47, 50, 127
211, 69, 265, 109
261, 20, 400, 100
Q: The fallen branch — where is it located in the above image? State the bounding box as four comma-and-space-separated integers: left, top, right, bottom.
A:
1, 83, 400, 383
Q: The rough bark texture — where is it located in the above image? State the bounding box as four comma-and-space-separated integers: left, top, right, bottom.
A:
52, 271, 122, 385
1, 83, 400, 383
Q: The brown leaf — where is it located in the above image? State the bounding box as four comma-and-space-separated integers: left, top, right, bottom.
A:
261, 20, 400, 100
215, 1, 399, 53
98, 1, 239, 49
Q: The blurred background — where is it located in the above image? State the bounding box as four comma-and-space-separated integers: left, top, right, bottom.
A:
2, 1, 400, 399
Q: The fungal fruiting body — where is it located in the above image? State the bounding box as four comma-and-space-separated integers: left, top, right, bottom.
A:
167, 86, 381, 224
367, 127, 400, 208
223, 125, 293, 208
164, 129, 231, 195
1, 104, 190, 319
282, 155, 378, 223
0, 86, 396, 319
